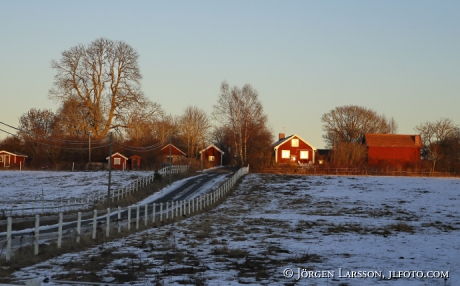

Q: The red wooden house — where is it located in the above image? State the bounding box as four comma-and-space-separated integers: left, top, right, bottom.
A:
0, 151, 28, 169
272, 133, 317, 164
200, 144, 224, 167
106, 152, 128, 170
364, 134, 422, 165
160, 144, 187, 163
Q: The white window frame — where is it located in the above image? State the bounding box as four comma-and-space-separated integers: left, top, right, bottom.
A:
209, 156, 215, 162
0, 156, 3, 162
114, 158, 121, 165
291, 139, 299, 147
300, 151, 309, 159
281, 150, 290, 159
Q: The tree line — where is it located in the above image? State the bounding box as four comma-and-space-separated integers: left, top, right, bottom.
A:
1, 38, 459, 173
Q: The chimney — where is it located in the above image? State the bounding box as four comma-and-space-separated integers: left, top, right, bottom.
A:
414, 135, 421, 145
279, 133, 285, 140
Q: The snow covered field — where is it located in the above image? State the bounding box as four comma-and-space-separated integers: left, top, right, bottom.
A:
9, 174, 460, 285
0, 170, 153, 213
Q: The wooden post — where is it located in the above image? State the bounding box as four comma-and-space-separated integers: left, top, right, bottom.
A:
76, 212, 81, 243
128, 206, 132, 231
34, 214, 39, 255
152, 203, 156, 224
166, 202, 169, 220
136, 205, 140, 230
188, 199, 191, 215
58, 212, 63, 248
106, 208, 110, 237
92, 209, 97, 240
6, 217, 12, 261
160, 202, 163, 222
144, 204, 148, 226
118, 206, 121, 233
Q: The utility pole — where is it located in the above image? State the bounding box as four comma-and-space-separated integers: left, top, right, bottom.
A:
107, 132, 112, 208
201, 138, 204, 172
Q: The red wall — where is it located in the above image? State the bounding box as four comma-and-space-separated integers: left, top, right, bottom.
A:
368, 147, 421, 165
202, 147, 222, 166
276, 137, 314, 164
0, 152, 27, 169
109, 154, 127, 170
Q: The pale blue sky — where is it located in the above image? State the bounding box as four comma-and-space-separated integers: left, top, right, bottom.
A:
1, 1, 459, 148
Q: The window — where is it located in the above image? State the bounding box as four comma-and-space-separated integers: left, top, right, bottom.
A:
290, 155, 296, 162
114, 158, 121, 165
291, 139, 299, 147
300, 151, 309, 159
281, 150, 290, 159
209, 156, 215, 161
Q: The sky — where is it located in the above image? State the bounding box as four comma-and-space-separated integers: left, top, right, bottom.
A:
1, 1, 459, 148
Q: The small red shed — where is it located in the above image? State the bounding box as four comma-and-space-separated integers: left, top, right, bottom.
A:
272, 133, 317, 164
364, 134, 422, 165
106, 152, 128, 170
0, 150, 28, 169
129, 155, 142, 170
200, 144, 224, 167
160, 144, 187, 163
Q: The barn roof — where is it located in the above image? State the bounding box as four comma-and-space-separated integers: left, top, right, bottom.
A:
364, 134, 422, 148
271, 134, 317, 150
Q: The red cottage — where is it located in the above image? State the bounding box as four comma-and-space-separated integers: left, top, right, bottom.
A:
106, 152, 128, 170
0, 150, 28, 169
364, 134, 422, 165
200, 144, 224, 166
272, 133, 316, 164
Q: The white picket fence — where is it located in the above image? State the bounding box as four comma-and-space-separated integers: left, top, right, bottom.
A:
1, 166, 248, 262
1, 165, 190, 217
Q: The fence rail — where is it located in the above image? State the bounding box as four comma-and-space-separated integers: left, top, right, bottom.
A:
0, 166, 249, 262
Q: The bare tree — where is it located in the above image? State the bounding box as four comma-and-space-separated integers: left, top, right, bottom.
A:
178, 106, 211, 158
321, 105, 395, 147
124, 101, 164, 144
54, 97, 92, 139
415, 118, 458, 172
49, 38, 145, 140
213, 81, 269, 166
151, 114, 179, 145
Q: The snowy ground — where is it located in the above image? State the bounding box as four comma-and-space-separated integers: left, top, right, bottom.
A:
9, 173, 460, 285
0, 170, 153, 214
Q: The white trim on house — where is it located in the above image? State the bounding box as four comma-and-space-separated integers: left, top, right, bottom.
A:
272, 134, 317, 163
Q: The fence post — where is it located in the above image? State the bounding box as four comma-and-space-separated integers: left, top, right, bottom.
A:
6, 217, 12, 261
136, 205, 140, 230
34, 214, 39, 255
106, 208, 110, 237
152, 203, 156, 224
144, 204, 148, 227
165, 202, 168, 220
179, 200, 182, 217
192, 198, 195, 213
160, 202, 163, 222
92, 209, 97, 240
128, 206, 132, 231
118, 206, 121, 233
58, 212, 63, 248
76, 212, 81, 243
188, 199, 191, 215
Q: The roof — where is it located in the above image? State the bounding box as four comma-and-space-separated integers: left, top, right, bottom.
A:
271, 134, 317, 150
0, 150, 28, 157
161, 144, 186, 156
364, 134, 422, 148
106, 152, 128, 160
199, 144, 224, 154
129, 155, 141, 159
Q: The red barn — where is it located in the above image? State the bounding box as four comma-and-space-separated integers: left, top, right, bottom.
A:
106, 152, 128, 170
364, 134, 422, 165
200, 144, 224, 167
0, 151, 28, 169
160, 144, 187, 163
272, 134, 316, 164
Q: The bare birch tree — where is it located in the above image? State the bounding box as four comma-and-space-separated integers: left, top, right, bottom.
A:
415, 118, 458, 172
213, 81, 269, 166
49, 38, 145, 140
